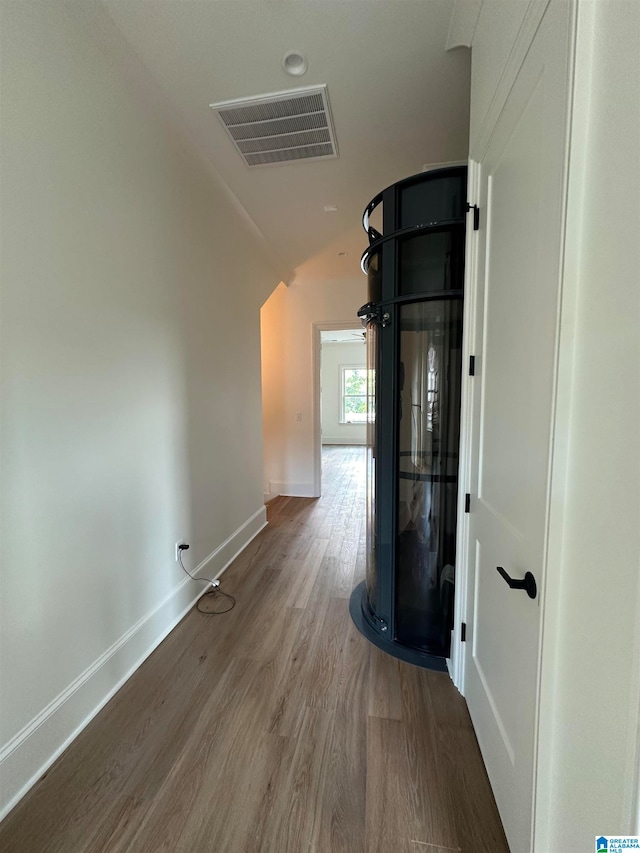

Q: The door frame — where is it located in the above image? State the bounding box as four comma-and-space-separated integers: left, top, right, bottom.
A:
311, 320, 364, 497
449, 157, 481, 689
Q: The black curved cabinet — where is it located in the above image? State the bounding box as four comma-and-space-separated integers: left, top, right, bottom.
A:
349, 166, 468, 671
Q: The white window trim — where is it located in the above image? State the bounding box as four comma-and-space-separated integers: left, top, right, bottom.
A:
339, 363, 367, 424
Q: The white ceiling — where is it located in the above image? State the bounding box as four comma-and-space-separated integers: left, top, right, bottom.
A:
321, 329, 366, 344
102, 0, 470, 282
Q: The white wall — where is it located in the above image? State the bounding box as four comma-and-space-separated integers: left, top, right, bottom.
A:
320, 341, 367, 446
0, 1, 281, 818
261, 263, 367, 497
261, 282, 288, 498
536, 0, 640, 846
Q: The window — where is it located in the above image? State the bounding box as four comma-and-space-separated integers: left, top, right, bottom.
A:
341, 366, 368, 423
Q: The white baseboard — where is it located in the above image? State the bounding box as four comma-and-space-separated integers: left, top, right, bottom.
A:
321, 437, 366, 446
192, 505, 267, 581
0, 505, 267, 822
269, 481, 316, 498
264, 485, 281, 503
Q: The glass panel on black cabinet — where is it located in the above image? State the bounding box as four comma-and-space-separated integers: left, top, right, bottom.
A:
395, 299, 463, 656
398, 227, 464, 296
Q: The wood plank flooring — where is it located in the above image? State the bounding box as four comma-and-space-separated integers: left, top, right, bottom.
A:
0, 446, 508, 853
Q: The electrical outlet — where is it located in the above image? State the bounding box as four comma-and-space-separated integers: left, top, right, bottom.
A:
175, 540, 188, 562
296, 412, 303, 422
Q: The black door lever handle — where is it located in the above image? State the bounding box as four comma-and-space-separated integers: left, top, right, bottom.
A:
496, 566, 537, 599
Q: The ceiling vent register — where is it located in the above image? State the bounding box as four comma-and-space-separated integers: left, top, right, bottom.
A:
210, 85, 338, 167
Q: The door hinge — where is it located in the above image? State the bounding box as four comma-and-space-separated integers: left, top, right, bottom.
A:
461, 622, 467, 642
465, 493, 471, 513
469, 355, 476, 376
466, 203, 480, 230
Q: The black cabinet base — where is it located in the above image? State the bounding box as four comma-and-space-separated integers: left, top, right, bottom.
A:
348, 580, 448, 673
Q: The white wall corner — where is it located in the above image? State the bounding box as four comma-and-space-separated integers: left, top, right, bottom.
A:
269, 482, 317, 499
446, 0, 483, 50
266, 482, 282, 501
0, 505, 267, 822
72, 2, 291, 290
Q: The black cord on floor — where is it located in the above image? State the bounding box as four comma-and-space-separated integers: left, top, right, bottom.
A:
178, 550, 236, 615
196, 587, 235, 615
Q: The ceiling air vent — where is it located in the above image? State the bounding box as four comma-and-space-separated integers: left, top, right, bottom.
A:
209, 85, 338, 168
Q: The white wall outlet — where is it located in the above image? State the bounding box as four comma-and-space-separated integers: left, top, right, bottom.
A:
175, 540, 187, 562
296, 412, 303, 421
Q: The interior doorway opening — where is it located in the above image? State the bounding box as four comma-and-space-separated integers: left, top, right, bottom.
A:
312, 322, 366, 496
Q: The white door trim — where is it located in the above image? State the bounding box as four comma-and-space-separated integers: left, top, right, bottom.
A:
311, 320, 364, 497
450, 157, 478, 690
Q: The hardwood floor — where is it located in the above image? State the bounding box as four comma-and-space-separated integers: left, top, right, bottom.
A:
0, 446, 508, 853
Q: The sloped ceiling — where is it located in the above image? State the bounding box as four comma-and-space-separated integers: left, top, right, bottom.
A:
102, 0, 470, 282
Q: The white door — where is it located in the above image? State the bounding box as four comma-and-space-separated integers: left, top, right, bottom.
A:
464, 3, 572, 851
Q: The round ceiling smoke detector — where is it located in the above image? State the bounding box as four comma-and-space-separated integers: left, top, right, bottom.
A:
282, 50, 308, 77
